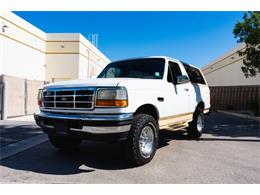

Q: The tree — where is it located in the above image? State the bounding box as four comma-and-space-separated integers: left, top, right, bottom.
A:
233, 11, 260, 78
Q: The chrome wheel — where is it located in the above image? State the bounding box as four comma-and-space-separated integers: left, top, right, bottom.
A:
197, 114, 204, 132
139, 123, 155, 158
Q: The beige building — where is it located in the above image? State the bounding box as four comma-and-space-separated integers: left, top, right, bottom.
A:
45, 33, 109, 82
0, 12, 110, 82
202, 43, 260, 87
202, 43, 260, 110
0, 12, 46, 81
0, 12, 110, 119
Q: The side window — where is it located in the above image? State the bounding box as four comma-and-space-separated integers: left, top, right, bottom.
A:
183, 64, 206, 85
167, 61, 183, 84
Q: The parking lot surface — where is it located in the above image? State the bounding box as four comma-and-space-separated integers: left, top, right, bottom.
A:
0, 112, 259, 183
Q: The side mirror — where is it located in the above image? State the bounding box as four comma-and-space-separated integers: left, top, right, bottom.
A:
177, 75, 190, 84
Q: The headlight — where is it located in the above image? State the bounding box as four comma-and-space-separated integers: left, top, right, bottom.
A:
37, 89, 43, 107
96, 88, 128, 107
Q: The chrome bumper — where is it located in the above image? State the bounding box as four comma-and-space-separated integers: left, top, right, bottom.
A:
34, 111, 133, 134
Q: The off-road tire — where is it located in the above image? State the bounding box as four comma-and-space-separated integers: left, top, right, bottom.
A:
187, 108, 204, 139
124, 114, 159, 166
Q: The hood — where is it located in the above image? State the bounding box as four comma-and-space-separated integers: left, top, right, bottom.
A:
117, 79, 165, 90
43, 78, 142, 89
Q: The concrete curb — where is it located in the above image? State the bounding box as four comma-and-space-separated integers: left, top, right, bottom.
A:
0, 134, 48, 161
218, 110, 260, 122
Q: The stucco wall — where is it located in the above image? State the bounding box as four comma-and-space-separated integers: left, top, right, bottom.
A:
0, 12, 46, 80
204, 58, 260, 86
0, 12, 110, 118
45, 33, 110, 82
202, 44, 260, 86
1, 75, 44, 117
26, 79, 44, 114
45, 54, 80, 82
0, 12, 110, 82
4, 75, 25, 117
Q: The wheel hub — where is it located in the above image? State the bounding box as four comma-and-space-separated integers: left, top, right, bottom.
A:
197, 114, 204, 132
139, 124, 154, 158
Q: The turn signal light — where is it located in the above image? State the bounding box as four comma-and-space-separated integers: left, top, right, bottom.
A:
37, 89, 43, 107
96, 100, 128, 107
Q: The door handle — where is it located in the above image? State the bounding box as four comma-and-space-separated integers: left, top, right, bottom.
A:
157, 97, 164, 102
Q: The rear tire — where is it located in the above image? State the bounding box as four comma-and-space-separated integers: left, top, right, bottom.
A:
48, 135, 82, 150
187, 108, 204, 139
124, 114, 159, 166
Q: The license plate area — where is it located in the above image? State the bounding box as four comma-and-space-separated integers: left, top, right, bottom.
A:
55, 121, 69, 133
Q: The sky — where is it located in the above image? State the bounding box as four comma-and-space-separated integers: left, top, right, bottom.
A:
15, 11, 244, 67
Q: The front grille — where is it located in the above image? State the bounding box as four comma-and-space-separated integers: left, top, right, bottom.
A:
42, 88, 95, 110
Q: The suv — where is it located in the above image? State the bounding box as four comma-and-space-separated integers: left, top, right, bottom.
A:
34, 56, 210, 166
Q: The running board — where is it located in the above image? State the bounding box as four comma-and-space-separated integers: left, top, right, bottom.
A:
161, 122, 189, 131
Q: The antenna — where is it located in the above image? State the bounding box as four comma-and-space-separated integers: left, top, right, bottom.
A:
88, 34, 98, 48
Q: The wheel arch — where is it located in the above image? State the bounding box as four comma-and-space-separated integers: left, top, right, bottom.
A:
196, 101, 205, 112
134, 104, 160, 121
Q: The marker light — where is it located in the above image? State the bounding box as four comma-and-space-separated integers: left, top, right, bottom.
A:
37, 89, 43, 107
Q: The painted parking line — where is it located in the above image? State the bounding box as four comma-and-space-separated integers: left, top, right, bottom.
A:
0, 134, 48, 161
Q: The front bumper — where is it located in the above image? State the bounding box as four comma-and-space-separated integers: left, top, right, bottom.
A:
34, 111, 133, 135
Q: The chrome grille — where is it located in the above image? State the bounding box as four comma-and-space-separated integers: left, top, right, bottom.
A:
42, 88, 95, 110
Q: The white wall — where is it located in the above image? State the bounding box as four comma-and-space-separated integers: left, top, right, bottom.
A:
0, 12, 111, 118
78, 54, 89, 79
0, 36, 46, 80
0, 34, 4, 73
0, 12, 46, 80
0, 12, 110, 83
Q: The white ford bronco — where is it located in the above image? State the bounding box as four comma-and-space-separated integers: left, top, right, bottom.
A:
34, 56, 210, 165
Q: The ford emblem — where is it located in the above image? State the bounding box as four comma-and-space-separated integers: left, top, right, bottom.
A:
61, 97, 67, 101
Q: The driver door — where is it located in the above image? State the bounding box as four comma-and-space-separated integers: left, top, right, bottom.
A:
162, 61, 192, 126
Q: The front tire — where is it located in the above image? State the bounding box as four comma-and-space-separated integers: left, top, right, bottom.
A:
48, 135, 82, 150
125, 114, 159, 166
187, 108, 205, 139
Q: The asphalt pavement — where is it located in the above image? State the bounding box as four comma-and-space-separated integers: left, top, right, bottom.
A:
0, 112, 259, 183
0, 119, 42, 147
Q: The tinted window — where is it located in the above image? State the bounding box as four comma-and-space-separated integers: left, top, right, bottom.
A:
105, 67, 121, 78
183, 64, 206, 85
167, 61, 183, 84
98, 58, 165, 79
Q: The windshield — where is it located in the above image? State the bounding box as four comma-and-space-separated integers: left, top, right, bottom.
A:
98, 58, 165, 79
